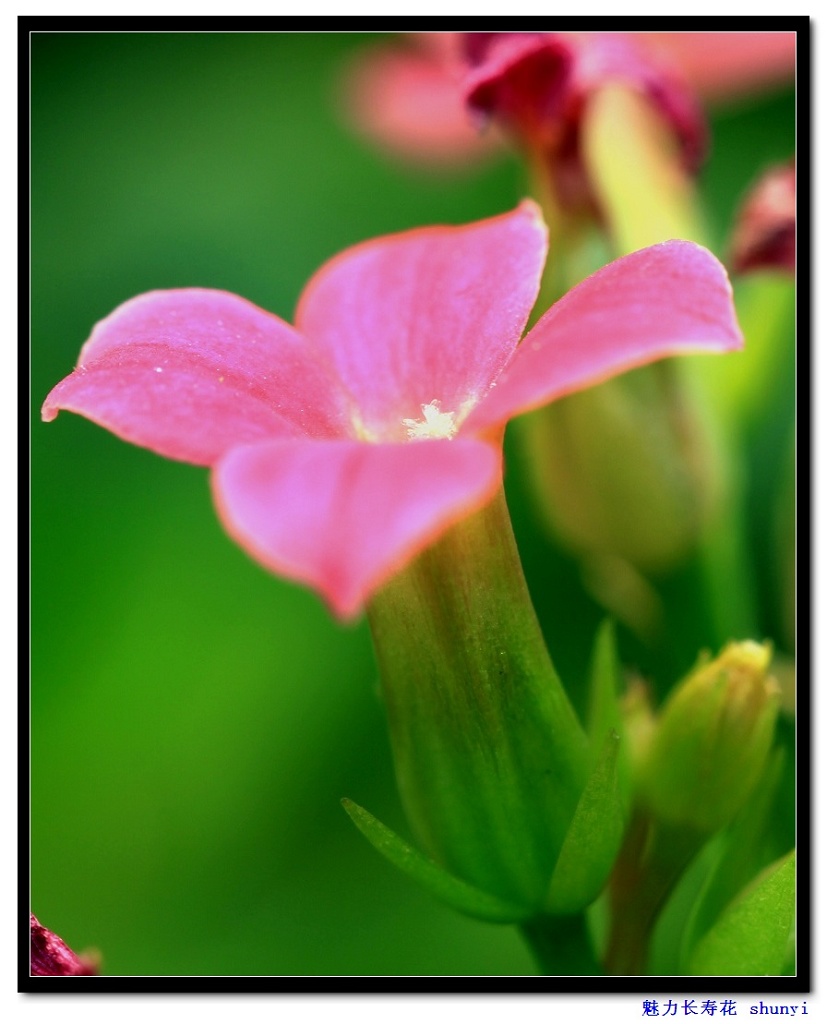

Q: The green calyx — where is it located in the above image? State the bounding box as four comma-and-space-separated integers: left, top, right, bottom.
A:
366, 485, 590, 910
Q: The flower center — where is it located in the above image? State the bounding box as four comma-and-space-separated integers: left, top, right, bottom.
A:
402, 400, 458, 441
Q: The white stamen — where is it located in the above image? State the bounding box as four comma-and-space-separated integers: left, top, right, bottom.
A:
402, 400, 458, 441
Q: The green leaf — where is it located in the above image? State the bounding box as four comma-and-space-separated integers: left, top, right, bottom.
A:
342, 799, 531, 924
545, 731, 626, 915
680, 749, 786, 967
689, 850, 795, 976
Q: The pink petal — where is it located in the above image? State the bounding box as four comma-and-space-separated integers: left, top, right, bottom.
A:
466, 240, 743, 432
295, 202, 548, 442
639, 32, 796, 103
463, 33, 573, 145
30, 914, 97, 977
42, 289, 348, 466
341, 43, 498, 166
407, 31, 463, 64
212, 437, 502, 619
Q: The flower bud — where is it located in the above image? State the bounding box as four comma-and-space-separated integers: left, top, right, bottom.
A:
731, 162, 795, 275
521, 362, 721, 577
638, 641, 780, 833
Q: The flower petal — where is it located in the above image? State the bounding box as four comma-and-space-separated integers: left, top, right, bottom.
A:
30, 914, 97, 977
467, 240, 743, 431
341, 42, 498, 167
463, 32, 707, 175
639, 31, 796, 103
295, 202, 548, 442
212, 437, 502, 619
42, 289, 348, 466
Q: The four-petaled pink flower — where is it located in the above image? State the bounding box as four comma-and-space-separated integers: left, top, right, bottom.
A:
43, 202, 742, 618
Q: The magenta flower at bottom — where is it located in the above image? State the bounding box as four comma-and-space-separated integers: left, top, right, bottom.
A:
43, 202, 742, 618
30, 914, 97, 976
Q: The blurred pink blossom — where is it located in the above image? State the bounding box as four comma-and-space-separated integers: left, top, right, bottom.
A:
342, 31, 794, 170
341, 33, 497, 167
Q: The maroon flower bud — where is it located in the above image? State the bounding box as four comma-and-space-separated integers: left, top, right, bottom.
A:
731, 162, 796, 274
30, 913, 98, 976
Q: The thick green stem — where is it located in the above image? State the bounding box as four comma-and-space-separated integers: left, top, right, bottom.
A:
604, 810, 704, 975
521, 913, 601, 976
367, 485, 589, 910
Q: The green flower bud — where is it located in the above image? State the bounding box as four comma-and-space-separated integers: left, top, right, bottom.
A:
638, 641, 780, 833
521, 361, 722, 577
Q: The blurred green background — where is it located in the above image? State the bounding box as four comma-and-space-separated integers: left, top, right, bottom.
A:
31, 32, 796, 976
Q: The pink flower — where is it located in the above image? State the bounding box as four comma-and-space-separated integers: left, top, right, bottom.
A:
342, 31, 794, 169
43, 202, 742, 618
461, 32, 706, 214
463, 31, 706, 167
30, 913, 97, 976
730, 161, 796, 274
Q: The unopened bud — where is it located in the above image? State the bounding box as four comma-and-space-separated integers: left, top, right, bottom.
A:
522, 363, 721, 576
638, 641, 780, 832
731, 162, 795, 275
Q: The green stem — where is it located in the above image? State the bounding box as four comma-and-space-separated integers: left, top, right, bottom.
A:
521, 913, 601, 976
367, 485, 589, 910
604, 810, 704, 975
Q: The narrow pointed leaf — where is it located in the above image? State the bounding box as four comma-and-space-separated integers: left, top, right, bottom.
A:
342, 798, 531, 924
545, 731, 626, 915
688, 850, 795, 976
